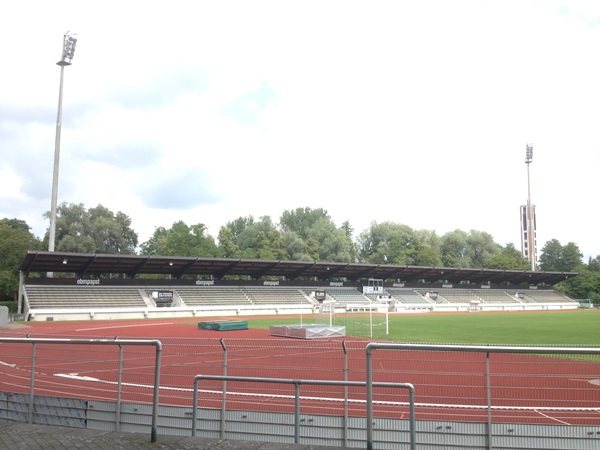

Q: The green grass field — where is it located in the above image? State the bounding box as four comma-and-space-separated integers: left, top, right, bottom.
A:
246, 310, 600, 345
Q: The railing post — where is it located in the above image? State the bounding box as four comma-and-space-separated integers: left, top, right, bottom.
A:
294, 381, 301, 444
116, 339, 123, 432
408, 384, 416, 449
342, 340, 349, 447
486, 350, 492, 450
220, 338, 227, 439
28, 342, 36, 424
192, 377, 200, 437
366, 343, 374, 450
150, 340, 162, 443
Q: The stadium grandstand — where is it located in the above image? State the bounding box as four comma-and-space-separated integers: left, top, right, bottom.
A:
17, 251, 580, 322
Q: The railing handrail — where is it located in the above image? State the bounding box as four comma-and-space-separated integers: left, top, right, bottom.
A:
192, 374, 415, 449
0, 337, 162, 443
365, 342, 600, 450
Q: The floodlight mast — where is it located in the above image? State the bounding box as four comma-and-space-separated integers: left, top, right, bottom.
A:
525, 144, 535, 271
48, 33, 77, 260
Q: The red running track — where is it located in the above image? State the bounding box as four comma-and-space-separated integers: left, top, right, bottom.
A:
1, 318, 599, 426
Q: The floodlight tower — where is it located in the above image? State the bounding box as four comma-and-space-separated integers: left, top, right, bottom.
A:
48, 32, 77, 255
525, 144, 536, 271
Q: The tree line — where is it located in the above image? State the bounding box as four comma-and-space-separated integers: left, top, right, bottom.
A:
1, 203, 598, 305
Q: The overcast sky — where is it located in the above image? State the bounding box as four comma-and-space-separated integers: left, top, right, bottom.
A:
1, 1, 599, 262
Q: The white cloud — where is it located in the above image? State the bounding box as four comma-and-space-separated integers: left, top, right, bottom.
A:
1, 0, 599, 262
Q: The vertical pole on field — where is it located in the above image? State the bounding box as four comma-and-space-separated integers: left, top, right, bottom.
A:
525, 144, 536, 271
386, 306, 389, 335
48, 32, 77, 270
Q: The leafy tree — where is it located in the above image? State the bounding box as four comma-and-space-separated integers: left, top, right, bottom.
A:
282, 231, 311, 261
140, 221, 217, 257
222, 216, 256, 250
439, 229, 500, 268
0, 219, 42, 301
484, 243, 530, 270
587, 255, 600, 272
411, 229, 442, 266
88, 205, 138, 254
439, 229, 470, 267
340, 220, 358, 262
217, 226, 240, 258
279, 208, 352, 262
464, 230, 501, 268
538, 239, 583, 272
217, 216, 285, 260
253, 229, 287, 260
2, 218, 31, 234
305, 217, 353, 262
280, 207, 331, 240
44, 202, 138, 254
357, 222, 418, 265
558, 268, 600, 303
305, 236, 320, 261
561, 242, 584, 271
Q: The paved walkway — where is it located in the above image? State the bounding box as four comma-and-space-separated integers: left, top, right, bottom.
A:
0, 420, 349, 450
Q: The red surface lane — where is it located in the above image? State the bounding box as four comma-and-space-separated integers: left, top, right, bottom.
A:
1, 318, 599, 425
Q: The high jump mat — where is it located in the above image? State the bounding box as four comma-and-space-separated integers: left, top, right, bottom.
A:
198, 320, 248, 331
269, 324, 346, 339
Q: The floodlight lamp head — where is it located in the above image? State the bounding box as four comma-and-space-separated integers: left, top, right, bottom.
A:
57, 33, 77, 66
525, 144, 533, 164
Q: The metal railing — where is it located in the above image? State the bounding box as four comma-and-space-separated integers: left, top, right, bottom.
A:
365, 343, 600, 450
192, 374, 416, 449
0, 337, 162, 443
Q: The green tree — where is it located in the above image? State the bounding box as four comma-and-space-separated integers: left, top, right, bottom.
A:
0, 219, 42, 301
412, 229, 442, 266
45, 203, 138, 254
588, 255, 600, 272
465, 230, 501, 268
280, 207, 331, 240
88, 205, 138, 254
340, 220, 358, 262
439, 229, 500, 268
279, 208, 352, 262
562, 242, 584, 271
222, 216, 256, 251
538, 239, 583, 272
282, 231, 311, 261
217, 226, 240, 258
140, 221, 217, 257
484, 243, 530, 270
357, 222, 418, 265
305, 217, 353, 262
439, 229, 470, 267
558, 268, 600, 303
217, 216, 285, 260
253, 229, 287, 260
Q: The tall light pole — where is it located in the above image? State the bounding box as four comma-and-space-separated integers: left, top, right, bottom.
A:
525, 144, 536, 271
48, 32, 77, 255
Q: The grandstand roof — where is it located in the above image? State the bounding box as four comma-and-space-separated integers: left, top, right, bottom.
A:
19, 251, 578, 286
